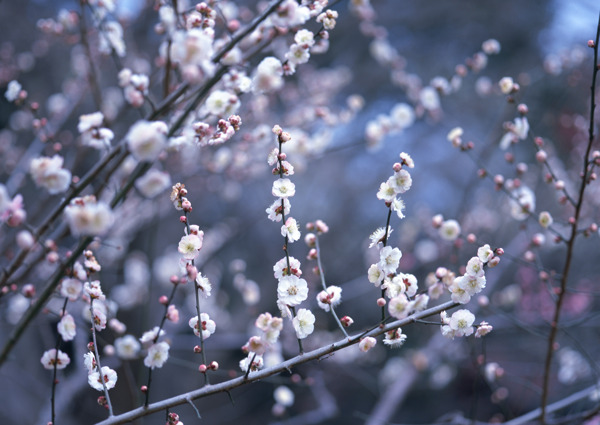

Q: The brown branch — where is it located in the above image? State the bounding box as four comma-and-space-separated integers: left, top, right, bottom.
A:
540, 13, 600, 424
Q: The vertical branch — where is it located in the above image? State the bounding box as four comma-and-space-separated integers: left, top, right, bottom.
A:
314, 233, 349, 338
79, 1, 103, 111
540, 14, 600, 424
90, 298, 114, 417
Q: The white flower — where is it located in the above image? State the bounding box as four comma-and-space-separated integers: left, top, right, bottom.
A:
281, 217, 301, 242
253, 57, 283, 93
277, 275, 308, 306
114, 335, 141, 360
195, 273, 212, 298
388, 294, 413, 319
178, 233, 203, 260
465, 257, 484, 277
369, 227, 392, 248
139, 326, 165, 346
40, 349, 70, 370
456, 274, 486, 296
383, 329, 407, 348
539, 211, 553, 228
270, 0, 310, 27
449, 309, 475, 337
57, 314, 76, 341
499, 76, 514, 94
272, 178, 295, 198
419, 86, 440, 110
189, 313, 216, 339
439, 219, 461, 241
367, 264, 384, 287
126, 120, 167, 161
64, 198, 114, 236
391, 197, 405, 219
292, 308, 315, 339
390, 103, 415, 128
60, 278, 82, 301
376, 181, 396, 202
88, 366, 118, 390
170, 29, 214, 67
378, 246, 402, 274
239, 353, 263, 372
510, 186, 535, 220
205, 90, 240, 117
359, 336, 377, 352
316, 285, 342, 312
266, 198, 291, 222
274, 386, 295, 407
5, 80, 22, 102
135, 169, 171, 198
475, 321, 493, 338
389, 170, 412, 194
482, 39, 501, 55
78, 111, 104, 133
477, 244, 494, 263
273, 256, 302, 279
83, 352, 96, 373
144, 341, 170, 369
447, 127, 464, 143
449, 278, 471, 304
294, 29, 314, 46
29, 155, 71, 194
84, 280, 105, 300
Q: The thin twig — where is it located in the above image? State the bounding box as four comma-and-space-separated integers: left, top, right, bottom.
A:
540, 14, 600, 424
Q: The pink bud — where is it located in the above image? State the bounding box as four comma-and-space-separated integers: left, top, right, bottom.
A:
159, 295, 168, 305
377, 297, 386, 307
198, 364, 208, 373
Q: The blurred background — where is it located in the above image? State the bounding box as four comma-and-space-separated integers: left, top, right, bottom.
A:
1, 0, 600, 424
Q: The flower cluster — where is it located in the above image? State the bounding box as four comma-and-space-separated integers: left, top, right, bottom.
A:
240, 312, 284, 373
440, 309, 493, 340
268, 125, 315, 342
64, 195, 114, 236
447, 245, 501, 304
118, 69, 149, 108
78, 111, 114, 150
29, 154, 72, 194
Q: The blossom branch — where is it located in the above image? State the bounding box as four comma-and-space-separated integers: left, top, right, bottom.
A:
90, 298, 114, 417
95, 300, 460, 425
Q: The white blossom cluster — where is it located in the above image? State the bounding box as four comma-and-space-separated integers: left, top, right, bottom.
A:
367, 152, 423, 348
29, 154, 72, 194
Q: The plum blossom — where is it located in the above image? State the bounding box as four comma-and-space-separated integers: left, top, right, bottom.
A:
58, 314, 76, 341
195, 273, 212, 298
189, 313, 216, 339
178, 233, 203, 260
78, 111, 114, 149
61, 278, 83, 301
29, 155, 72, 194
40, 349, 70, 370
266, 198, 291, 222
359, 336, 377, 352
378, 246, 402, 274
477, 244, 494, 263
292, 308, 315, 339
383, 329, 407, 348
253, 57, 283, 93
277, 275, 308, 306
272, 178, 295, 198
439, 219, 461, 241
114, 335, 141, 359
510, 186, 535, 220
316, 285, 342, 312
5, 80, 22, 102
126, 120, 167, 161
88, 366, 118, 390
64, 196, 114, 236
273, 256, 302, 278
135, 169, 171, 198
144, 341, 170, 369
281, 217, 301, 242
